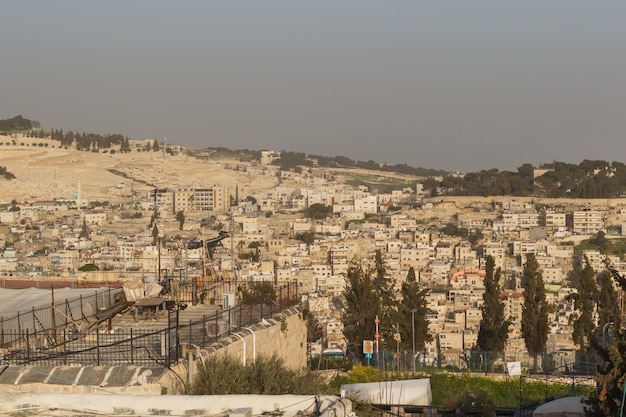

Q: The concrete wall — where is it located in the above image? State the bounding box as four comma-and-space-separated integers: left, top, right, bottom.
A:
167, 306, 308, 394
209, 307, 307, 369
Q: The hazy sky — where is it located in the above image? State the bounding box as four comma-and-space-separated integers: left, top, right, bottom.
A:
2, 2, 626, 173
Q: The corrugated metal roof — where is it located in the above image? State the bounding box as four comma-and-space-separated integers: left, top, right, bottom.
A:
0, 287, 112, 318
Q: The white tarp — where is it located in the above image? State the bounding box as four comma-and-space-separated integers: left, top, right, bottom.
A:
123, 279, 144, 302
0, 393, 349, 417
340, 378, 432, 406
532, 397, 587, 417
123, 278, 164, 301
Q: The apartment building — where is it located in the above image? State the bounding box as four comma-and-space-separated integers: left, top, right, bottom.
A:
400, 243, 433, 270
354, 195, 377, 214
454, 243, 476, 266
483, 241, 507, 270
390, 213, 417, 230
546, 243, 574, 259
543, 211, 567, 231
329, 245, 350, 276
151, 188, 174, 213
512, 241, 536, 258
85, 211, 107, 225
435, 241, 454, 260
518, 211, 540, 229
173, 185, 231, 213
542, 265, 567, 284
502, 212, 519, 231
571, 209, 603, 235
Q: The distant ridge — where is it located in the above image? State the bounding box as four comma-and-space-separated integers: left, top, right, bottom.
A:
5, 115, 626, 199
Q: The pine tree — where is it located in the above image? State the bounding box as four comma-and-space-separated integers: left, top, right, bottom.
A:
597, 270, 620, 330
521, 253, 551, 372
342, 262, 378, 364
394, 266, 431, 353
477, 255, 511, 369
567, 256, 598, 354
586, 268, 626, 416
372, 250, 397, 346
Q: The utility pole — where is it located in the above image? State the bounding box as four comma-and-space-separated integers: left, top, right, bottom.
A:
230, 209, 235, 281
202, 227, 207, 281
374, 315, 380, 367
157, 235, 161, 282
411, 308, 417, 373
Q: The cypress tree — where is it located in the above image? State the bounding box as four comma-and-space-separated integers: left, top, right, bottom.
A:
568, 256, 598, 354
394, 266, 432, 352
521, 253, 551, 372
477, 255, 511, 369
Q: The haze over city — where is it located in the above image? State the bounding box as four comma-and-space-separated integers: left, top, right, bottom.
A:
2, 1, 626, 172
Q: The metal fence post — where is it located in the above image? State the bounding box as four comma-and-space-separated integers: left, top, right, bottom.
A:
63, 329, 67, 366
31, 307, 36, 337
26, 329, 30, 362
227, 307, 231, 336
175, 308, 180, 362
96, 330, 100, 366
214, 312, 218, 343
130, 328, 134, 365
202, 315, 206, 346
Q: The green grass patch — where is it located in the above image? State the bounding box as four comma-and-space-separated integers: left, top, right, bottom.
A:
574, 238, 626, 257
329, 367, 595, 408
343, 173, 414, 193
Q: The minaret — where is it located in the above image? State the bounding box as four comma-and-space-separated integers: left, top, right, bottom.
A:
77, 176, 82, 207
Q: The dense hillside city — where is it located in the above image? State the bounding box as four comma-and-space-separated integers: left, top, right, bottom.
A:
1, 121, 626, 415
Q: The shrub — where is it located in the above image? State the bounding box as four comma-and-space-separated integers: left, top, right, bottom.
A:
190, 354, 325, 395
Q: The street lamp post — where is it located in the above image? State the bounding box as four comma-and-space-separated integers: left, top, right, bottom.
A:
603, 322, 614, 349
411, 308, 417, 373
374, 315, 380, 366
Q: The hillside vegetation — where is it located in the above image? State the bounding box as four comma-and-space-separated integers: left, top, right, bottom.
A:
425, 161, 626, 199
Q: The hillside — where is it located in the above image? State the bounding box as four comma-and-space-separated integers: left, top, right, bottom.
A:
0, 135, 279, 203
